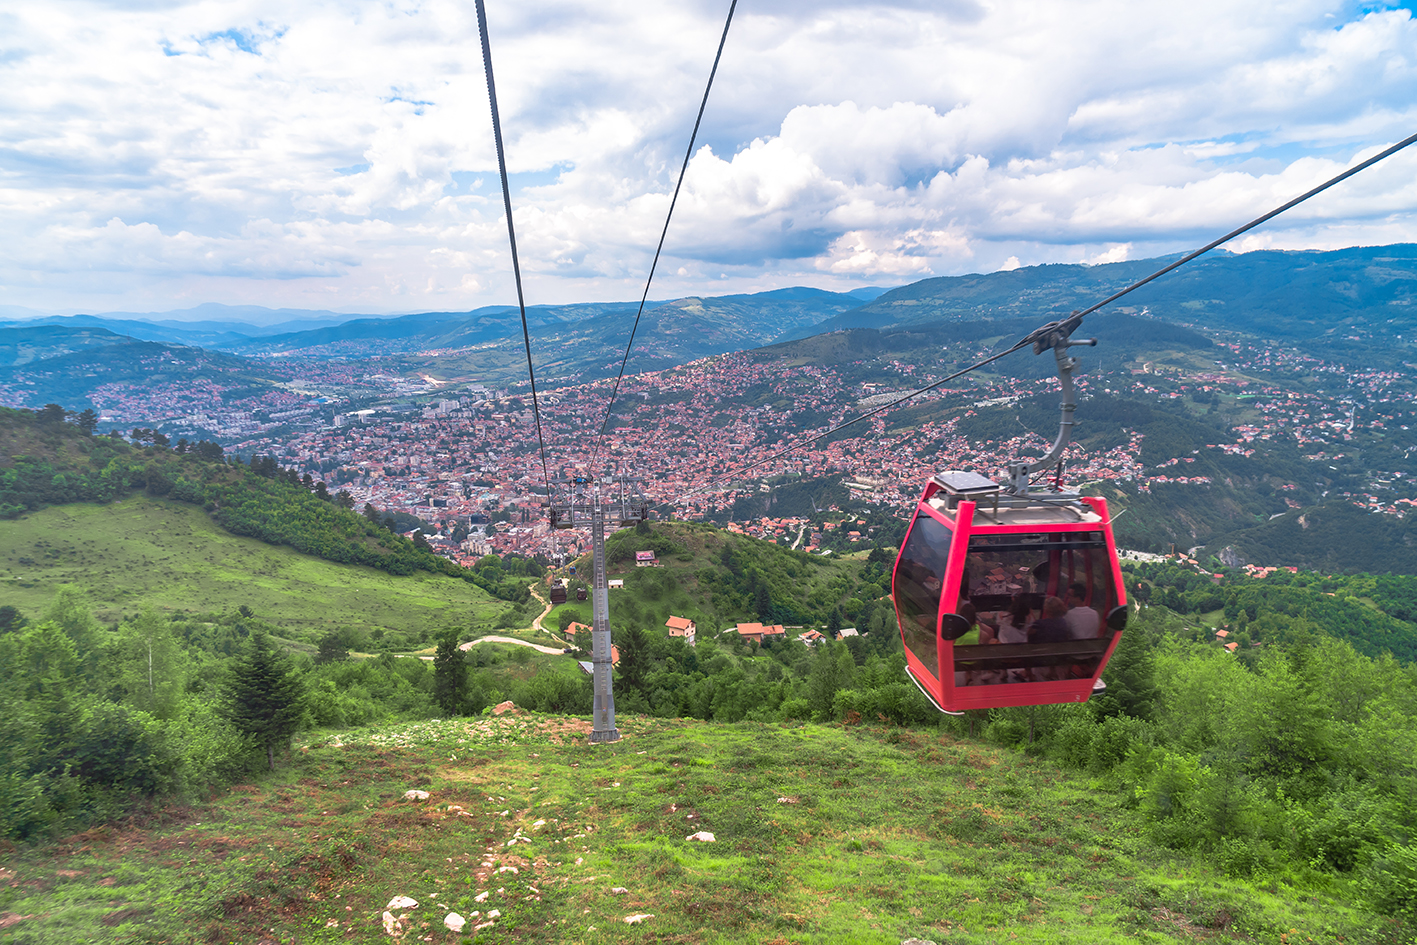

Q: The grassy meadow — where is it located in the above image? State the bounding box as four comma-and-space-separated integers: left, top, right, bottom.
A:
1, 714, 1396, 945
0, 497, 507, 640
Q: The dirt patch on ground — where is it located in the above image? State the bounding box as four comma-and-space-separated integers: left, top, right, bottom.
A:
99, 906, 153, 927
540, 717, 594, 741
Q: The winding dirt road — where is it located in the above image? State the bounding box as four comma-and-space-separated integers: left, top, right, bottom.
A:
458, 635, 567, 655
448, 581, 568, 656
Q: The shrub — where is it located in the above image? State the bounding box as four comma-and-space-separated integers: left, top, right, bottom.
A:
1215, 836, 1277, 879
780, 698, 811, 721
513, 670, 591, 715
1363, 843, 1417, 918
1090, 714, 1155, 772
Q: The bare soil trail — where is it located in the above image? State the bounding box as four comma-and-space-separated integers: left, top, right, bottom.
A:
458, 635, 566, 655
528, 582, 553, 632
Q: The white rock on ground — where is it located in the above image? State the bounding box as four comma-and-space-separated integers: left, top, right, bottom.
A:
624, 914, 654, 924
686, 831, 716, 842
403, 790, 429, 801
386, 895, 418, 910
444, 913, 466, 933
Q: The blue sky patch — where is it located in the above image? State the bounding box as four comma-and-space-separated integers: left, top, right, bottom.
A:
449, 171, 483, 192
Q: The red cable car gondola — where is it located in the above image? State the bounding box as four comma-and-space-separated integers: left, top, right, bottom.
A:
892, 316, 1128, 713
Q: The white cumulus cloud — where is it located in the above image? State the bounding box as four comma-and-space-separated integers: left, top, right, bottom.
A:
0, 0, 1415, 314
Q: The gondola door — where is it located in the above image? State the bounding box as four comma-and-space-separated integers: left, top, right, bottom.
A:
892, 483, 971, 712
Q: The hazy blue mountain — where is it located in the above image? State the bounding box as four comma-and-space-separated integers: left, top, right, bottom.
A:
0, 304, 53, 320
84, 303, 366, 327
221, 288, 866, 361
845, 286, 893, 301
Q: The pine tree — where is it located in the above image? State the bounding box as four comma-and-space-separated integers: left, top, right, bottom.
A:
227, 629, 304, 770
433, 630, 466, 715
617, 626, 651, 694
1091, 620, 1158, 721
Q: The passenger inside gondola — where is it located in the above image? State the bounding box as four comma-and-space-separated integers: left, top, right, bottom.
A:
1064, 582, 1103, 639
994, 592, 1031, 645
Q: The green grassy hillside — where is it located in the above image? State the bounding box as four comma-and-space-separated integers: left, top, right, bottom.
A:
545, 521, 877, 637
0, 496, 506, 638
1, 714, 1399, 944
0, 408, 528, 601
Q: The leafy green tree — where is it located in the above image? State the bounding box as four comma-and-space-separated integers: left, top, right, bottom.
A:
808, 641, 843, 721
74, 408, 98, 434
316, 628, 355, 665
433, 631, 466, 715
44, 589, 100, 683
116, 610, 186, 721
227, 629, 305, 770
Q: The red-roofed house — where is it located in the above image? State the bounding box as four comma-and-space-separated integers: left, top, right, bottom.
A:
665, 615, 696, 645
733, 622, 786, 644
635, 550, 659, 567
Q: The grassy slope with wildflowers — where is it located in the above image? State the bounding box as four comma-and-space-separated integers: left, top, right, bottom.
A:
2, 713, 1401, 945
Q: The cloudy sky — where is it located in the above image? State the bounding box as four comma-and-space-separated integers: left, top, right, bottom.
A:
3, 0, 1417, 318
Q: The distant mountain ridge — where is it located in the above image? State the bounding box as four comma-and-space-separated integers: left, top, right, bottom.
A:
795, 244, 1417, 365
0, 287, 884, 362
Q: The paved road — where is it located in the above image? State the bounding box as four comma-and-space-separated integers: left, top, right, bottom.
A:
459, 635, 567, 655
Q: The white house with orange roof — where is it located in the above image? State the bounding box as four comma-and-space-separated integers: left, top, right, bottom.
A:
665, 615, 696, 645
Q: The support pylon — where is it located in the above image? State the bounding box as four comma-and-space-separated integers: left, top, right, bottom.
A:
548, 475, 648, 744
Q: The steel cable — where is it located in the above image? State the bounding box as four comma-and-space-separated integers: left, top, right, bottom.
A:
589, 0, 739, 477
475, 0, 554, 503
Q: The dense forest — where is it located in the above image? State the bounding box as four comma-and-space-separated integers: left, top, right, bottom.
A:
0, 406, 528, 602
